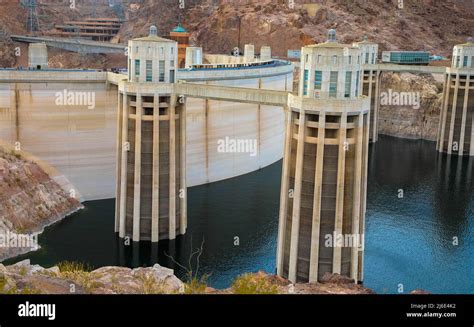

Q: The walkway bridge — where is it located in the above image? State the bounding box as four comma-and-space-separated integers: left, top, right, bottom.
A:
11, 35, 126, 54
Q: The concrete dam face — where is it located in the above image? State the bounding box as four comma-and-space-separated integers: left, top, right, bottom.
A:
0, 73, 118, 201
0, 65, 293, 201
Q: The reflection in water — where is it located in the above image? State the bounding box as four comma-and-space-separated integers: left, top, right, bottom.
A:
365, 136, 473, 294
4, 136, 474, 293
5, 162, 282, 289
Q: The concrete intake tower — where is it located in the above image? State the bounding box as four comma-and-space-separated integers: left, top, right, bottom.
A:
115, 26, 186, 242
276, 30, 370, 283
437, 39, 474, 156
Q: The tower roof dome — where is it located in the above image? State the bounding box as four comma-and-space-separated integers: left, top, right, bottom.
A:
172, 24, 187, 33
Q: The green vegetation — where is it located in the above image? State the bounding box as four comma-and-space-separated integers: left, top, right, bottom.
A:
58, 261, 98, 293
231, 273, 279, 294
136, 273, 166, 294
165, 238, 209, 294
0, 274, 40, 294
57, 261, 92, 273
18, 266, 28, 277
184, 275, 208, 294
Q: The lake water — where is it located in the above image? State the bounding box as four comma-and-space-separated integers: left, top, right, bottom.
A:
5, 135, 474, 294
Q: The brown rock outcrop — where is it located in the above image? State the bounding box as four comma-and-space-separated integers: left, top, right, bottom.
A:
0, 147, 83, 261
378, 72, 444, 141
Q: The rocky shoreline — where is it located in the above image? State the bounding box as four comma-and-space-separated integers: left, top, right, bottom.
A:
0, 260, 432, 295
0, 147, 84, 261
0, 260, 376, 295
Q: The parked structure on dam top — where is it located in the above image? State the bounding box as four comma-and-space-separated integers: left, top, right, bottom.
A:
28, 42, 48, 69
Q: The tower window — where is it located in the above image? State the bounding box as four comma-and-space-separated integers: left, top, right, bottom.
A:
471, 56, 474, 68
332, 55, 338, 64
314, 71, 322, 91
355, 71, 360, 96
303, 69, 309, 96
159, 60, 165, 82
365, 52, 369, 64
135, 59, 140, 76
463, 56, 468, 67
371, 53, 375, 64
345, 71, 352, 98
170, 70, 175, 83
329, 72, 338, 98
146, 60, 153, 82
456, 56, 460, 68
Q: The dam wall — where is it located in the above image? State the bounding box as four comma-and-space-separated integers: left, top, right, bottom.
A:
180, 64, 293, 186
0, 63, 293, 201
0, 70, 118, 201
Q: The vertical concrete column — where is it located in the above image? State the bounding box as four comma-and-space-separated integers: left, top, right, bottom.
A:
350, 112, 364, 280
204, 97, 210, 181
367, 71, 373, 141
332, 112, 347, 274
373, 71, 381, 142
358, 111, 370, 282
169, 95, 177, 240
133, 94, 142, 242
119, 92, 129, 238
471, 112, 474, 156
10, 84, 18, 144
459, 76, 471, 155
308, 112, 325, 282
179, 98, 187, 235
436, 75, 447, 151
115, 91, 123, 233
276, 107, 293, 276
151, 92, 160, 242
438, 74, 452, 153
288, 109, 306, 282
447, 74, 460, 155
257, 79, 262, 165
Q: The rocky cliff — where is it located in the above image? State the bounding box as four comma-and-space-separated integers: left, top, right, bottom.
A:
1, 0, 472, 69
183, 0, 473, 57
378, 72, 444, 141
0, 147, 83, 261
